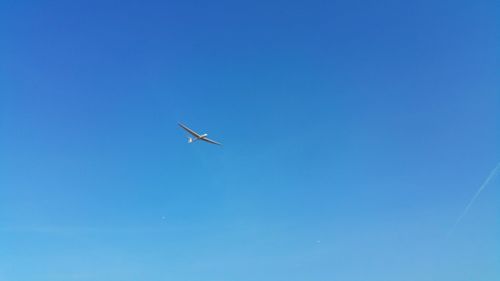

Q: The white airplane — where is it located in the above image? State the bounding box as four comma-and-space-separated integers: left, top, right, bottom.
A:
178, 123, 222, 145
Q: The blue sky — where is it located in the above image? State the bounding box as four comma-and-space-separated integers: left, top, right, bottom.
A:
0, 0, 498, 280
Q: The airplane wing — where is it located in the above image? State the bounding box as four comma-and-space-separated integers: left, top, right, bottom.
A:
201, 137, 221, 145
178, 123, 201, 138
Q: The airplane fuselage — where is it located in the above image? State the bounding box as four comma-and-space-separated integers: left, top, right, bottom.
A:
191, 134, 208, 142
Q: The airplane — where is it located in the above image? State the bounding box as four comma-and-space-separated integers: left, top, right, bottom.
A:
178, 123, 222, 145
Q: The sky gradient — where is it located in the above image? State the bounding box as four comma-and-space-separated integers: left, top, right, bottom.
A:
1, 0, 498, 280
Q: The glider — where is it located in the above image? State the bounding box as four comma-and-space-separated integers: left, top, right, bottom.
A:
178, 123, 221, 145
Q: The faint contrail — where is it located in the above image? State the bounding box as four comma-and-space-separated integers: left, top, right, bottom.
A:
448, 162, 500, 236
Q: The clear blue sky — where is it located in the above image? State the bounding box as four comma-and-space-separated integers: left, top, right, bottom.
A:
0, 0, 498, 280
